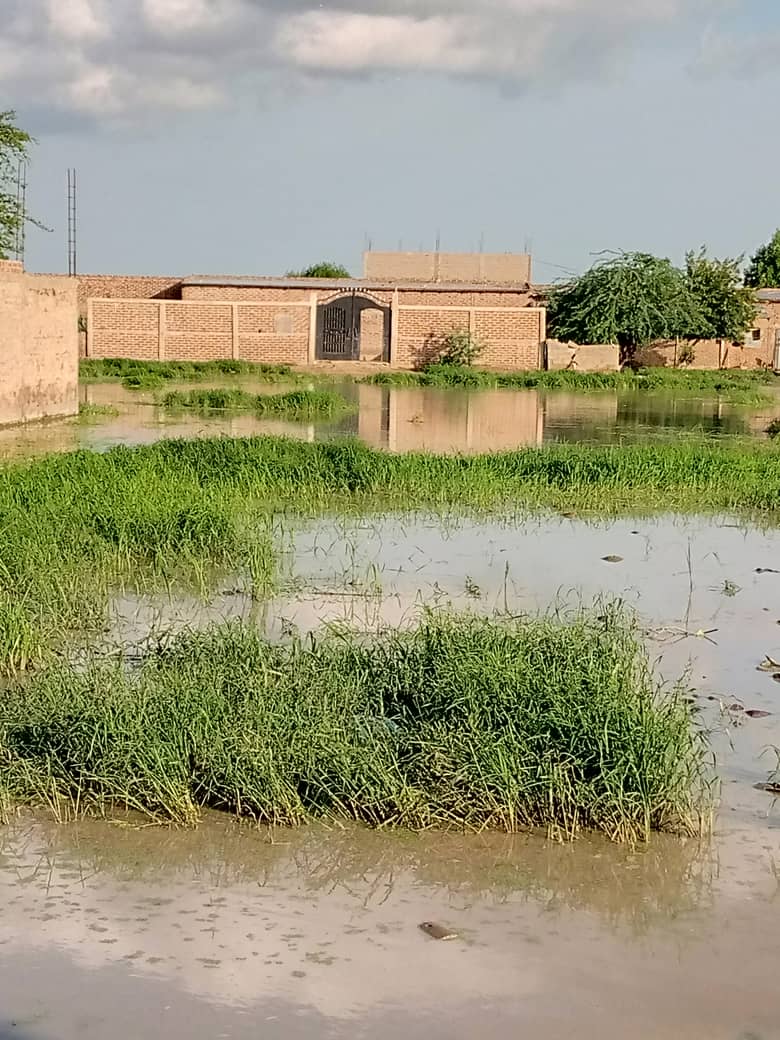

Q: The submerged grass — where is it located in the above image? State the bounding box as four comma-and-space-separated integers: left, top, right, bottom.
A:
0, 607, 713, 841
364, 364, 780, 403
78, 403, 121, 422
161, 387, 352, 420
2, 433, 780, 676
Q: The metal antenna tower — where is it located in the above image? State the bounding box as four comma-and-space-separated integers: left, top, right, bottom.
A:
14, 161, 27, 263
67, 168, 78, 276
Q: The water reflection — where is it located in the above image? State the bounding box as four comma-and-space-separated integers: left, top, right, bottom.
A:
0, 380, 778, 459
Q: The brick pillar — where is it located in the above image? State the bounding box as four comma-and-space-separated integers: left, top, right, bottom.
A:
390, 290, 400, 365
231, 303, 239, 360
158, 303, 167, 361
308, 292, 318, 363
86, 298, 94, 357
537, 308, 546, 369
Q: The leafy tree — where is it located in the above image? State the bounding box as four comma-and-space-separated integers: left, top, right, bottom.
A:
0, 110, 35, 260
547, 252, 697, 362
286, 262, 351, 279
685, 249, 757, 341
744, 229, 780, 288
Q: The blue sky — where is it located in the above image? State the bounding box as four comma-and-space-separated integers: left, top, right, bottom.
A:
5, 0, 780, 281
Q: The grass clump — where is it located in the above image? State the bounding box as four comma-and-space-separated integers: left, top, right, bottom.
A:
364, 364, 779, 403
0, 607, 712, 841
3, 433, 780, 676
80, 358, 295, 390
78, 403, 120, 422
161, 388, 352, 420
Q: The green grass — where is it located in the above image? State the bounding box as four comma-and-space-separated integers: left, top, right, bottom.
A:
1, 433, 780, 677
160, 388, 352, 420
80, 358, 296, 390
78, 403, 120, 422
363, 364, 780, 403
0, 607, 712, 841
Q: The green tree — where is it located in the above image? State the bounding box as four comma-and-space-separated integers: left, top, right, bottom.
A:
744, 229, 780, 288
0, 110, 34, 260
685, 248, 757, 341
547, 252, 697, 362
286, 262, 351, 279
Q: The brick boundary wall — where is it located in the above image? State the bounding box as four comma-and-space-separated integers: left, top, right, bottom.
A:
87, 296, 546, 370
0, 264, 78, 426
633, 338, 775, 370
75, 275, 183, 317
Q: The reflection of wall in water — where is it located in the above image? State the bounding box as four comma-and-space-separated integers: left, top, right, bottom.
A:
358, 385, 544, 453
542, 393, 619, 424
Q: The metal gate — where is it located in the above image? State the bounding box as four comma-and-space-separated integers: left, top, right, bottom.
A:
316, 293, 391, 362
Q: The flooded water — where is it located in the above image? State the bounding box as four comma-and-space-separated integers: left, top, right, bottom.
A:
3, 396, 780, 1036
0, 514, 754, 1037
1, 378, 779, 458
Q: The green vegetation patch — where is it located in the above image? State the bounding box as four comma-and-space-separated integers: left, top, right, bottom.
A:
161, 388, 351, 420
2, 433, 780, 678
80, 358, 295, 390
364, 364, 779, 403
0, 608, 712, 841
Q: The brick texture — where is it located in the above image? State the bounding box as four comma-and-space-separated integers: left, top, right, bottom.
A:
364, 252, 531, 285
77, 275, 181, 316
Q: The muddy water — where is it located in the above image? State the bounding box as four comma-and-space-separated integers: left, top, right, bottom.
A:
0, 810, 778, 1040
1, 379, 779, 458
5, 514, 780, 1036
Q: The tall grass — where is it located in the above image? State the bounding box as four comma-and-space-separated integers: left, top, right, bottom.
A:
161, 388, 352, 420
364, 364, 780, 403
0, 608, 713, 841
80, 358, 296, 390
1, 434, 780, 676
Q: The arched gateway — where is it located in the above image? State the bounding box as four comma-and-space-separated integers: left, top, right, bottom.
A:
316, 292, 391, 362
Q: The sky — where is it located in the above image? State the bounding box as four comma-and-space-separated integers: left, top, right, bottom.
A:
4, 0, 780, 281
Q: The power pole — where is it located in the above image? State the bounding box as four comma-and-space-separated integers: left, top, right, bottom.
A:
14, 161, 27, 264
67, 168, 78, 276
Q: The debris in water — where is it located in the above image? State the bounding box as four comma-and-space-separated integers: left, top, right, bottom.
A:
756, 656, 780, 673
773, 674, 780, 684
601, 555, 623, 564
746, 710, 772, 719
754, 782, 780, 795
419, 922, 458, 941
729, 704, 745, 713
755, 568, 780, 574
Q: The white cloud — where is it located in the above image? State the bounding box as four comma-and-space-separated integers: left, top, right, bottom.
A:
47, 0, 108, 42
0, 0, 754, 125
141, 0, 240, 35
275, 12, 485, 73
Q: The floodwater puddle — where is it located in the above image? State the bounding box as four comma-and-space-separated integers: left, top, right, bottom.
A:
2, 379, 780, 458
0, 806, 778, 1040
5, 510, 780, 1036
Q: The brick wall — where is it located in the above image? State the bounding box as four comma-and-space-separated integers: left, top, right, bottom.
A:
90, 300, 161, 360
87, 283, 546, 371
88, 299, 311, 365
632, 339, 762, 370
77, 275, 182, 316
394, 306, 544, 370
364, 251, 531, 285
183, 284, 313, 303
0, 264, 78, 426
546, 341, 620, 372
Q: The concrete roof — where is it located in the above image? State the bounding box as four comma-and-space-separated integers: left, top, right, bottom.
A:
181, 274, 532, 293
